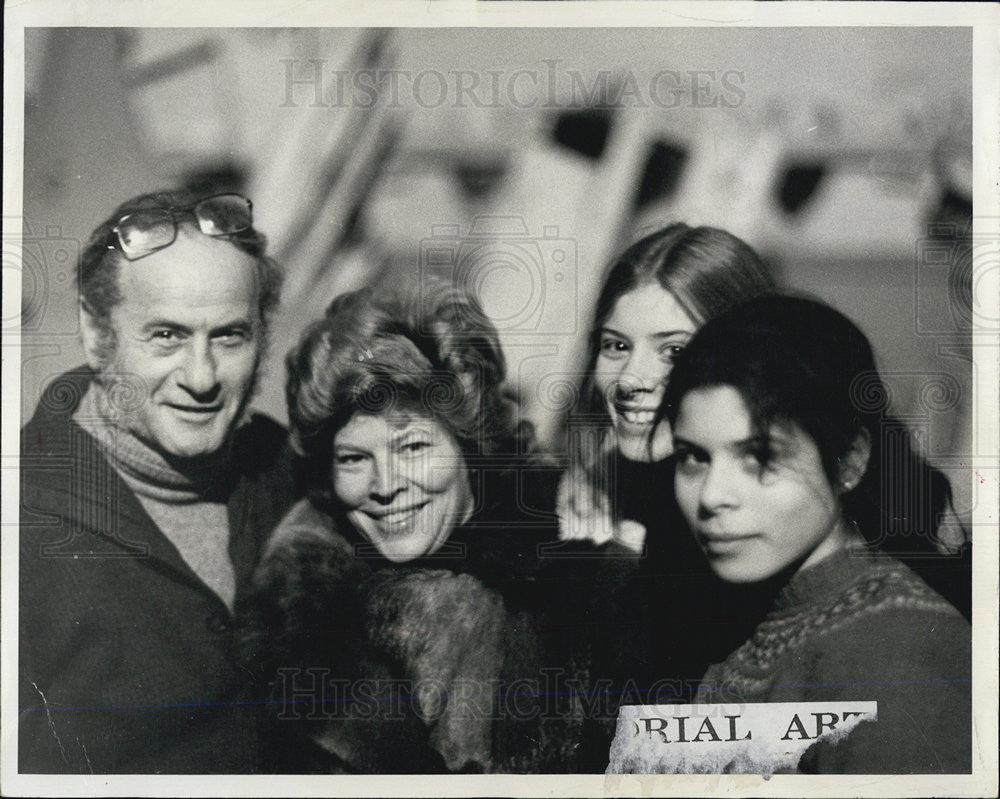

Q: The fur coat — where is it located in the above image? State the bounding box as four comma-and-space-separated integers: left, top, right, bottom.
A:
238, 469, 593, 774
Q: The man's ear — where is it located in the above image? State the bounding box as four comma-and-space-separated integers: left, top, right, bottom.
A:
79, 301, 108, 371
838, 427, 872, 494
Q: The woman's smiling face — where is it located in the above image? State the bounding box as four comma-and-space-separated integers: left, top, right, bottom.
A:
593, 282, 697, 462
332, 411, 473, 562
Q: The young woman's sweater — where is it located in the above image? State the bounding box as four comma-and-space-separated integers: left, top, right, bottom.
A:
695, 547, 971, 774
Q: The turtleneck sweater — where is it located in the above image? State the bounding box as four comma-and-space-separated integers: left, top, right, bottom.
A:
73, 383, 236, 611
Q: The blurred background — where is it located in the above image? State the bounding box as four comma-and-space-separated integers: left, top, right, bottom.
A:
18, 27, 975, 523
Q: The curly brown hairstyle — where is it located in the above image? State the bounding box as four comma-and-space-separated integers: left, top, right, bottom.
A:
286, 280, 536, 510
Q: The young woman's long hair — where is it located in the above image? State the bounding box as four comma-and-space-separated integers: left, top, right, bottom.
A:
562, 223, 776, 540
661, 294, 968, 608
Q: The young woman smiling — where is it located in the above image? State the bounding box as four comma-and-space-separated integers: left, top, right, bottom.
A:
560, 222, 776, 552
558, 224, 778, 757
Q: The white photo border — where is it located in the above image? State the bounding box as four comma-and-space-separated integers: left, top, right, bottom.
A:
2, 2, 997, 797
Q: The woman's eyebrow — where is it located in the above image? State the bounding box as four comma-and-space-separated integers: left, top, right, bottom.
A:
758, 430, 799, 455
385, 414, 415, 431
673, 434, 767, 454
671, 435, 704, 453
391, 425, 431, 442
599, 326, 630, 339
733, 434, 780, 459
333, 442, 369, 454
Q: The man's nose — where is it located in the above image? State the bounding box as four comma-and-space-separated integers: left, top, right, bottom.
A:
178, 339, 220, 399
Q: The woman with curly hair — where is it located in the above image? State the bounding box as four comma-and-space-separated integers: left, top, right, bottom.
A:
238, 281, 581, 773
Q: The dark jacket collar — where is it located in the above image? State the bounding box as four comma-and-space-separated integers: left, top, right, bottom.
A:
21, 366, 293, 608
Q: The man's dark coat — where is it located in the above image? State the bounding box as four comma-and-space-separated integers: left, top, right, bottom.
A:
18, 367, 297, 773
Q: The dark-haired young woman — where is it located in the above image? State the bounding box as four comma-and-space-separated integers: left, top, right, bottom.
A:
661, 294, 971, 773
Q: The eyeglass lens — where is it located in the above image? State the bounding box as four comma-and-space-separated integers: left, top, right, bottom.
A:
115, 194, 252, 259
194, 195, 252, 236
116, 209, 176, 257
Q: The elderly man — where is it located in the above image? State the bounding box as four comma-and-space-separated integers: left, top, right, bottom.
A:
19, 190, 298, 773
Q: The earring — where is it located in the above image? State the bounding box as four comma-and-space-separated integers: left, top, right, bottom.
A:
842, 479, 855, 491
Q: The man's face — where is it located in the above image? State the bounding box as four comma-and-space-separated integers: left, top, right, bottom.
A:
95, 227, 262, 459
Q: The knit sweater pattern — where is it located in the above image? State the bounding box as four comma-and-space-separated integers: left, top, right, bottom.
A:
695, 547, 971, 773
698, 548, 960, 699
